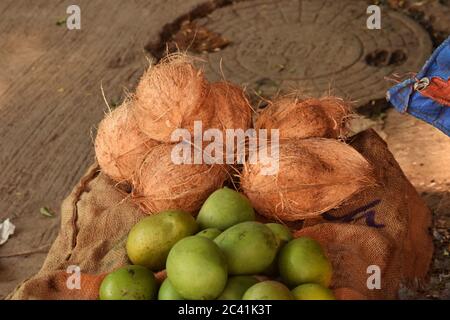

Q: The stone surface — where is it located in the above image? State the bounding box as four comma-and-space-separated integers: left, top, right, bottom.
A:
193, 0, 432, 105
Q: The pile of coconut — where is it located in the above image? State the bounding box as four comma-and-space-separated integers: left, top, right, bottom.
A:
94, 54, 375, 221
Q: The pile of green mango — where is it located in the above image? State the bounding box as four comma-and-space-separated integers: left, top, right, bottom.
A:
99, 187, 335, 300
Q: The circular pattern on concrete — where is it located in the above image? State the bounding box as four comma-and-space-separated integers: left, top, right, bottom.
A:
193, 0, 432, 106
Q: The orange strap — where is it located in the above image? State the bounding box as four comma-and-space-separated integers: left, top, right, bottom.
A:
420, 77, 450, 107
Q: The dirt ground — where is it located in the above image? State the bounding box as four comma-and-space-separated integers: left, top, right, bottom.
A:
0, 0, 449, 299
0, 0, 207, 298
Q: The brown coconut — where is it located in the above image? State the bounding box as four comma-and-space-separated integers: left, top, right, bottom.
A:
240, 138, 376, 221
132, 143, 228, 214
202, 81, 253, 165
208, 81, 252, 131
133, 56, 215, 143
94, 102, 159, 182
255, 96, 352, 140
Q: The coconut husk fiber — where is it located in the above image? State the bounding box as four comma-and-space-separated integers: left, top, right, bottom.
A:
132, 143, 228, 214
240, 137, 376, 220
133, 55, 214, 143
208, 81, 252, 132
255, 96, 352, 140
203, 81, 253, 165
95, 62, 248, 214
7, 130, 432, 300
94, 101, 159, 183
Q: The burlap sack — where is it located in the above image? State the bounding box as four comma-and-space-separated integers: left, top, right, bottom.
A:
7, 166, 150, 300
7, 129, 433, 300
296, 129, 433, 299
